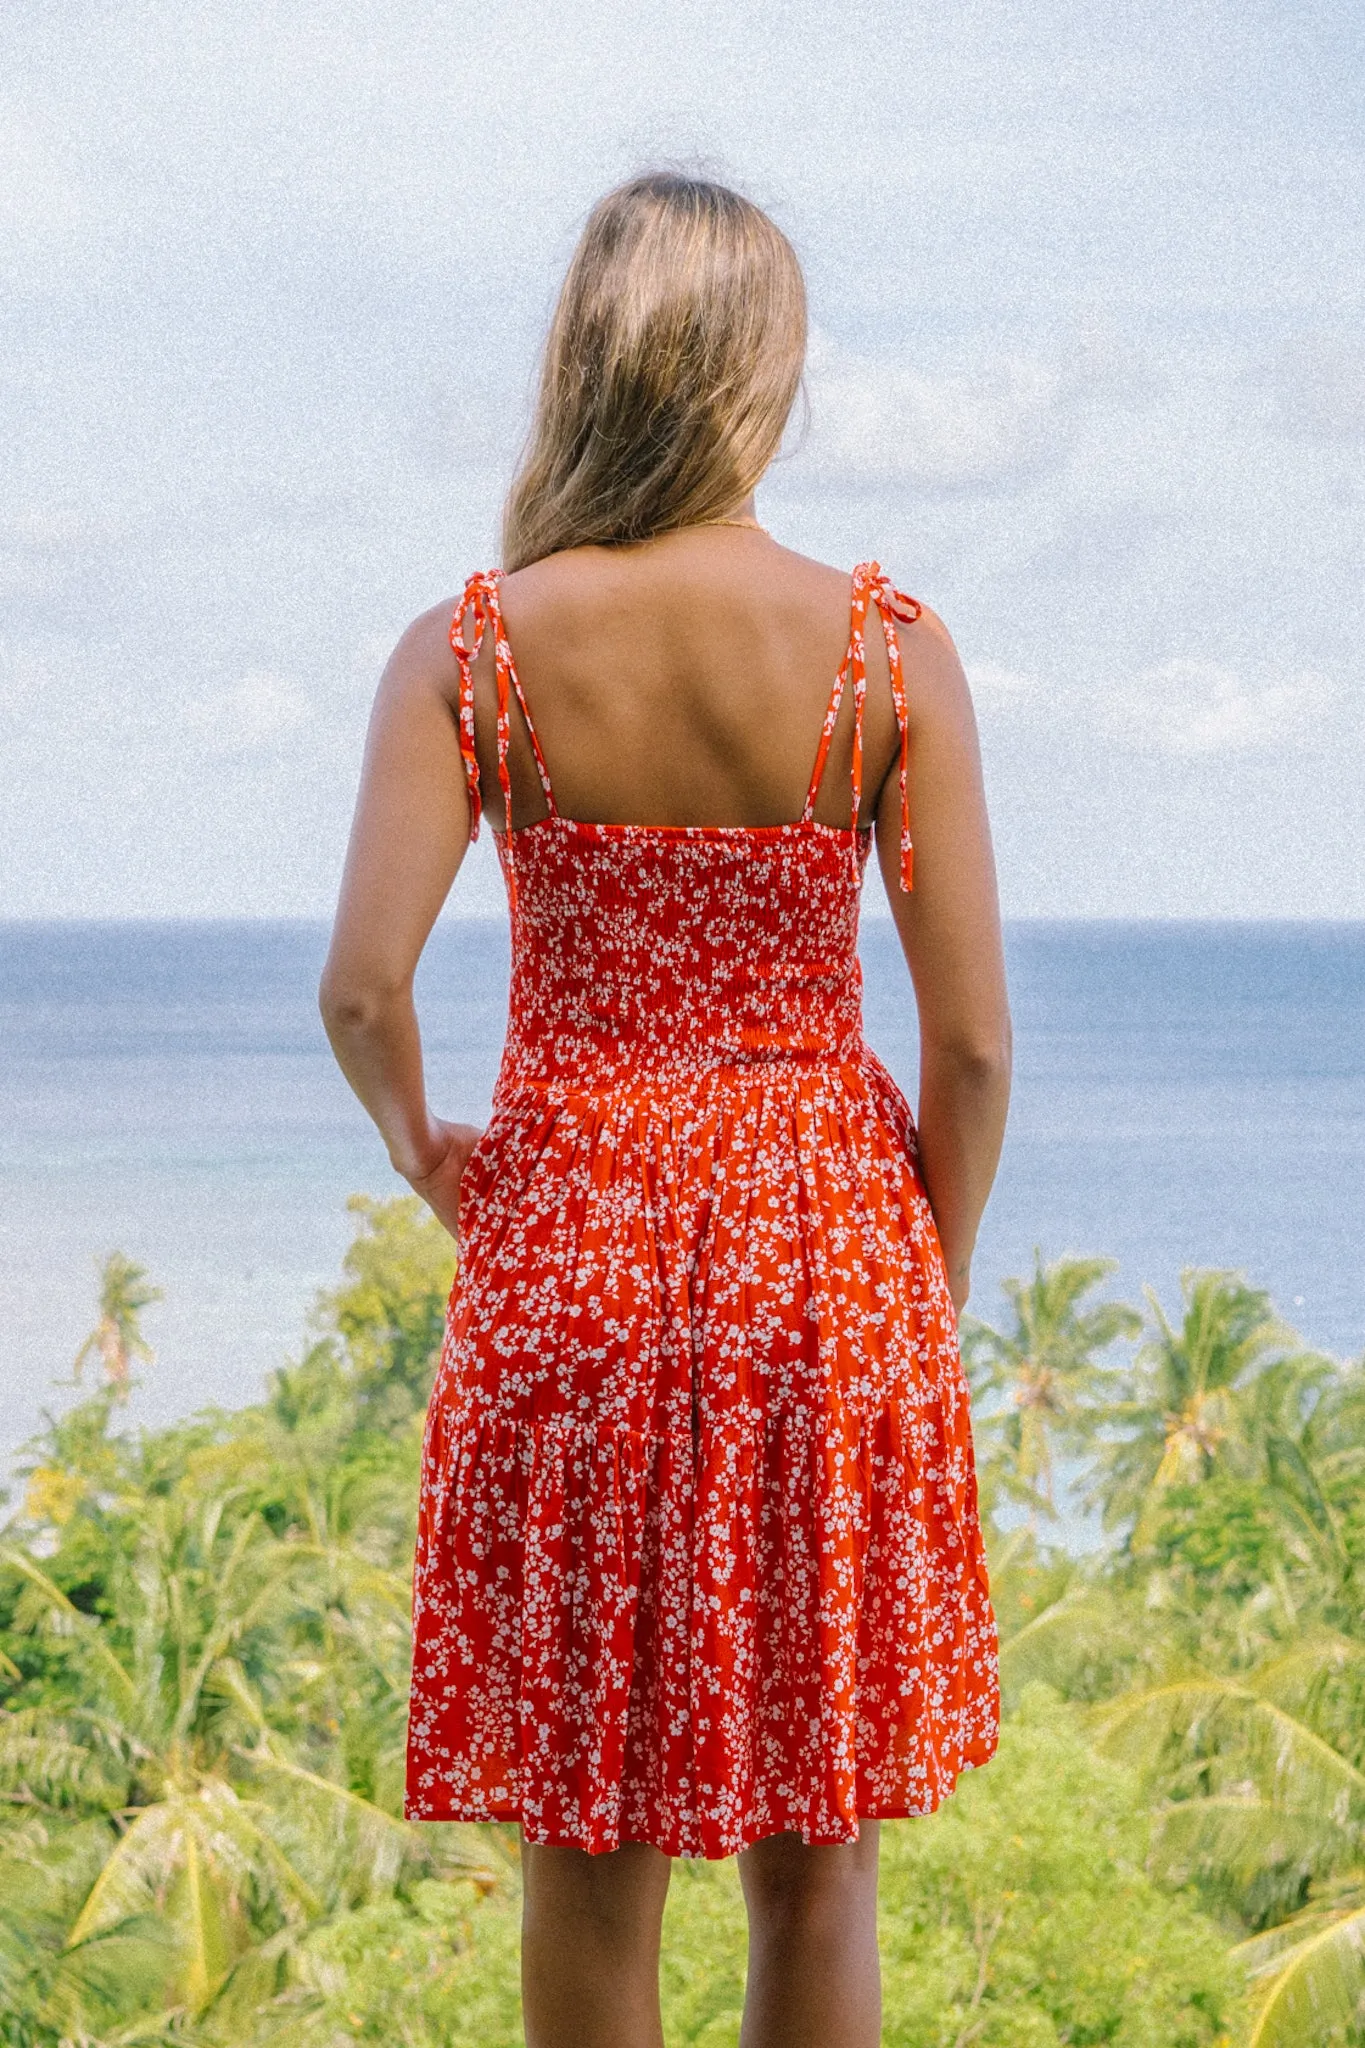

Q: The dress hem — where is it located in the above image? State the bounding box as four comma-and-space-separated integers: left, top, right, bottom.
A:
404, 1741, 999, 1860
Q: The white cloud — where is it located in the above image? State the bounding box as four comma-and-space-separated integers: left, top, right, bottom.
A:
184, 672, 312, 753
964, 652, 1347, 760
0, 98, 88, 238
0, 509, 128, 605
1069, 318, 1168, 413
1100, 659, 1340, 757
800, 337, 1076, 494
4, 0, 1364, 916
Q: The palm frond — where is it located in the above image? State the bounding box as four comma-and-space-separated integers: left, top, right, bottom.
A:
39, 1912, 183, 2042
1251, 1634, 1365, 1722
0, 1548, 138, 1716
67, 1798, 201, 1945
1233, 1895, 1365, 2048
0, 1711, 127, 1813
997, 1588, 1132, 1698
1152, 1794, 1356, 1890
178, 1820, 231, 2011
171, 1533, 301, 1742
1092, 1677, 1365, 1828
238, 1746, 505, 1896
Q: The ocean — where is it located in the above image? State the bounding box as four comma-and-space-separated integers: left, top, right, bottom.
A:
2, 918, 1362, 1489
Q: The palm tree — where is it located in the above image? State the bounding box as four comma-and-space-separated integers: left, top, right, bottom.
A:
0, 1198, 489, 2041
1233, 1881, 1365, 2046
988, 1537, 1143, 1709
1092, 1639, 1365, 2045
1088, 1269, 1290, 1544
964, 1254, 1139, 1526
0, 1478, 503, 2040
72, 1251, 163, 1401
1254, 1354, 1365, 1617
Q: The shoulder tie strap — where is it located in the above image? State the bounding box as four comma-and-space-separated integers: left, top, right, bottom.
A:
450, 570, 497, 842
801, 564, 876, 832
481, 576, 557, 825
449, 569, 558, 916
864, 561, 923, 893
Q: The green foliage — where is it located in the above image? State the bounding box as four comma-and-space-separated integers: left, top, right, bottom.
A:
0, 1201, 486, 2046
238, 1697, 1245, 2048
312, 1194, 456, 1425
1089, 1271, 1295, 1541
235, 1877, 524, 2047
5, 1215, 1365, 2043
1234, 1887, 1365, 2047
877, 1688, 1245, 2046
645, 1698, 1250, 2048
964, 1253, 1140, 1523
1149, 1478, 1288, 1600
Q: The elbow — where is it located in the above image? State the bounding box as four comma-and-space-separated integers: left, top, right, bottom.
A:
318, 963, 406, 1038
926, 1013, 1013, 1085
317, 969, 367, 1038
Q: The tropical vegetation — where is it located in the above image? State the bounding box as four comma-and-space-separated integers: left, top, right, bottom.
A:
2, 1208, 1362, 2044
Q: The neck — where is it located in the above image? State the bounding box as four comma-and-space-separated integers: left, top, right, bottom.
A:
690, 494, 765, 535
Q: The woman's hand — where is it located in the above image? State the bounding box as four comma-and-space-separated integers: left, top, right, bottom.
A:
402, 1119, 485, 1239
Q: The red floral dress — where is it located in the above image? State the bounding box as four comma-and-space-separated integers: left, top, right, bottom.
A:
405, 562, 999, 1858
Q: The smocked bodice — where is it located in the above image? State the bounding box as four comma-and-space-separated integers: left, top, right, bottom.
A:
450, 557, 923, 1102
492, 816, 872, 1099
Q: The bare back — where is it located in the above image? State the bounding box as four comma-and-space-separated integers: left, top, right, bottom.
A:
326, 520, 1008, 1308
464, 529, 902, 834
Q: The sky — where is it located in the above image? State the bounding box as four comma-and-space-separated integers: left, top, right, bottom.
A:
3, 0, 1363, 921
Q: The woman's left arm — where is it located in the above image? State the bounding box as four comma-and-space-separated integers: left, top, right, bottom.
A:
318, 603, 482, 1237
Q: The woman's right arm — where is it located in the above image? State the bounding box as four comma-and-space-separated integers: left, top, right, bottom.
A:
873, 606, 1012, 1312
318, 604, 483, 1238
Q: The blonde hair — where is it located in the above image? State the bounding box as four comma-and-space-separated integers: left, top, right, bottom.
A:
502, 173, 806, 571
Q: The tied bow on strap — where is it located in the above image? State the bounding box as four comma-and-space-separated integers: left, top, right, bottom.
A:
870, 575, 922, 628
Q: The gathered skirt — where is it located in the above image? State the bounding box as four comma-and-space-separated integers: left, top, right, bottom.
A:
404, 1049, 998, 1859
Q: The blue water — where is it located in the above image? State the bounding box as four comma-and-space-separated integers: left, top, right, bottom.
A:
2, 920, 1362, 1484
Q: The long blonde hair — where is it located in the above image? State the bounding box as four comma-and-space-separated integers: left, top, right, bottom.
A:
502, 173, 806, 571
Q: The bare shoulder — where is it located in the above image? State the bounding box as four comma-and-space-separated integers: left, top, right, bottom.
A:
497, 549, 610, 642
883, 594, 976, 737
379, 596, 466, 707
763, 538, 856, 596
499, 552, 586, 608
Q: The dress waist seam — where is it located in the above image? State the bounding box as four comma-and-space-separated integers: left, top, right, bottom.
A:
491, 1049, 877, 1108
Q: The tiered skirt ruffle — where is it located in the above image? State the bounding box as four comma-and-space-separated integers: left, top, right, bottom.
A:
406, 1052, 998, 1858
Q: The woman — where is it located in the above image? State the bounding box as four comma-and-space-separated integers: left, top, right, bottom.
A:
321, 171, 1011, 2048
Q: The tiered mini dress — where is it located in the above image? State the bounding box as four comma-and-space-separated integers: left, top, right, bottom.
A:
405, 561, 999, 1857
